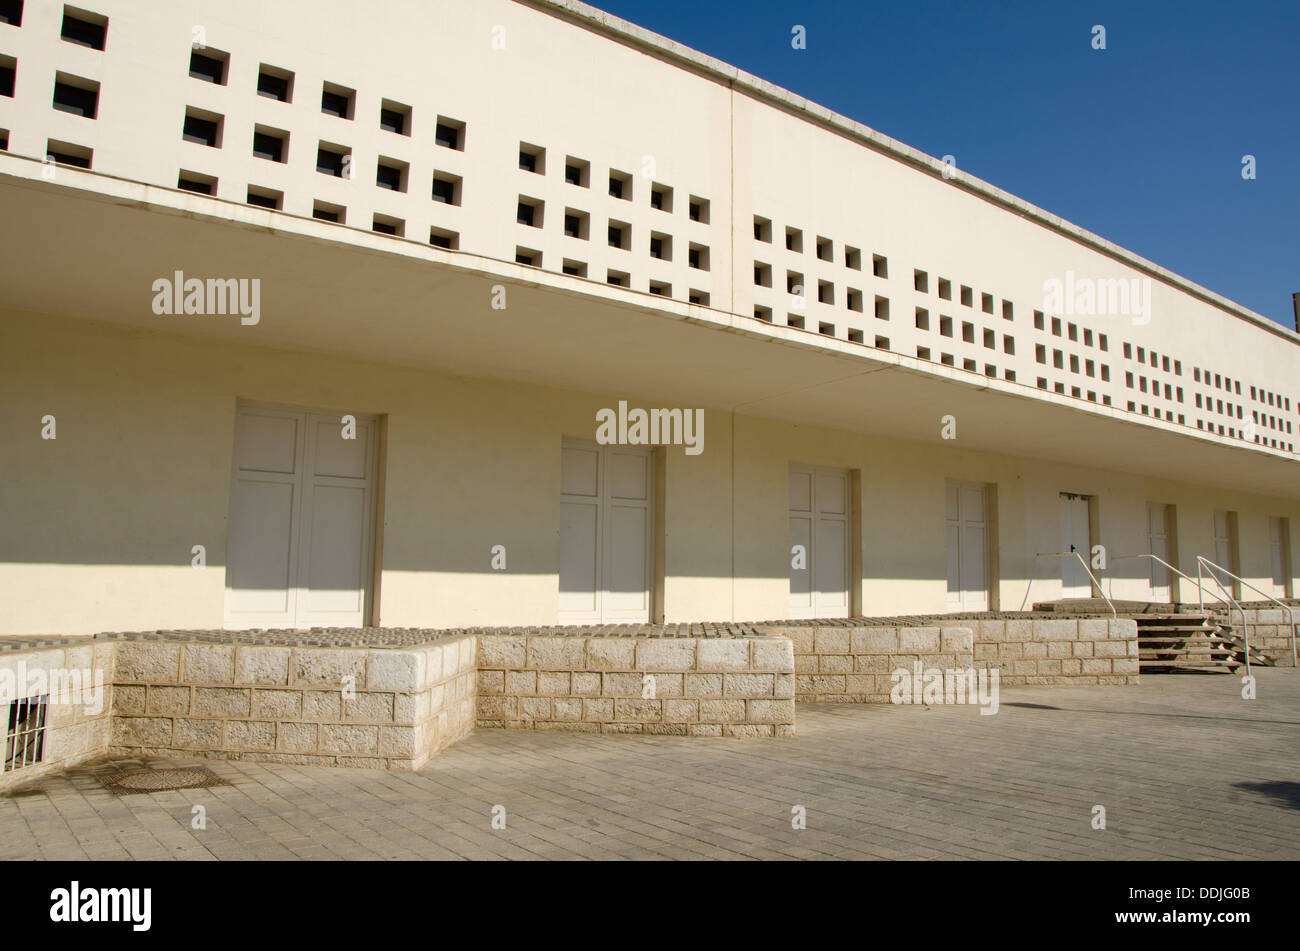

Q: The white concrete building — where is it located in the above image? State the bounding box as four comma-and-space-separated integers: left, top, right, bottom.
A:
0, 0, 1297, 638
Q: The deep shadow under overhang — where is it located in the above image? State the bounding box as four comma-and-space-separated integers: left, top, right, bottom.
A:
1, 162, 1296, 500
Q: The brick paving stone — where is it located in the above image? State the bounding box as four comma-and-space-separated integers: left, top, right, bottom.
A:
1, 670, 1297, 859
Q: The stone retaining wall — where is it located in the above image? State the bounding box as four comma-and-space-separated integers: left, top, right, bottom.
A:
0, 642, 116, 790
970, 618, 1139, 685
108, 636, 477, 770
1208, 608, 1298, 667
475, 633, 795, 736
758, 623, 974, 703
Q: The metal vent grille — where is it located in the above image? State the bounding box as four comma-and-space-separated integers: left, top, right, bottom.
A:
3, 695, 48, 773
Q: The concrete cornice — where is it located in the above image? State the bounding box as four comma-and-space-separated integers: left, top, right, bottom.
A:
521, 0, 1300, 347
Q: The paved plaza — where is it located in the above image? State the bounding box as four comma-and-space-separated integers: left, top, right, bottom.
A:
2, 670, 1296, 861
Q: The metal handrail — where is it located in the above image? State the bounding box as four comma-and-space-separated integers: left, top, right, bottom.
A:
1019, 551, 1116, 617
1107, 553, 1202, 604
1196, 556, 1297, 666
1196, 560, 1252, 675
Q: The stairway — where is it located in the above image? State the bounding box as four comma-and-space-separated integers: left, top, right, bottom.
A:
1137, 614, 1273, 673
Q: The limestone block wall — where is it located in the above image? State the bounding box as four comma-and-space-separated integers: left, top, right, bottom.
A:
108, 636, 477, 770
1208, 606, 1298, 667
0, 641, 117, 790
475, 633, 796, 736
759, 623, 975, 703
970, 618, 1139, 685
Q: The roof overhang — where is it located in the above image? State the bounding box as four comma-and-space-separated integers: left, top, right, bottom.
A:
1, 159, 1297, 500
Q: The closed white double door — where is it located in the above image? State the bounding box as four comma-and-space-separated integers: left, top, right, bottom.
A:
224, 405, 378, 629
558, 440, 653, 623
789, 465, 850, 619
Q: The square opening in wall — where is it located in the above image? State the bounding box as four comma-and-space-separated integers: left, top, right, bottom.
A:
844, 246, 862, 270
182, 107, 223, 148
312, 199, 345, 223
874, 295, 889, 320
787, 314, 805, 330
189, 47, 227, 85
607, 219, 630, 250
649, 232, 672, 261
435, 116, 465, 150
0, 54, 12, 97
689, 289, 709, 305
46, 138, 91, 167
786, 270, 804, 296
321, 82, 355, 119
606, 269, 629, 287
960, 285, 973, 307
914, 269, 928, 293
689, 196, 709, 223
376, 156, 408, 191
876, 336, 890, 351
565, 156, 589, 186
252, 125, 289, 163
688, 243, 709, 270
432, 171, 461, 205
246, 185, 282, 209
981, 292, 994, 314
177, 170, 216, 195
915, 307, 929, 330
754, 215, 772, 242
515, 246, 541, 267
753, 305, 773, 322
257, 64, 294, 102
872, 254, 888, 278
316, 141, 351, 177
0, 1, 22, 26
816, 236, 833, 262
938, 278, 952, 300
819, 322, 835, 336
61, 6, 106, 50
0, 128, 8, 150
818, 280, 834, 304
562, 259, 588, 277
785, 227, 803, 253
754, 262, 772, 287
380, 99, 411, 135
372, 214, 404, 236
429, 227, 459, 249
563, 208, 589, 239
516, 196, 544, 228
847, 289, 864, 313
519, 141, 545, 174
648, 280, 671, 297
650, 183, 673, 212
52, 72, 99, 118
608, 168, 631, 200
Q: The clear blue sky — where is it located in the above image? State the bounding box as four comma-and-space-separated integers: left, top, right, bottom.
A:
593, 0, 1300, 329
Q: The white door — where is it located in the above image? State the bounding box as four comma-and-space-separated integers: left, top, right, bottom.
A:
225, 405, 378, 629
789, 465, 850, 619
1212, 510, 1239, 598
558, 440, 652, 623
1146, 502, 1172, 603
945, 481, 989, 611
1270, 517, 1288, 599
1059, 493, 1092, 599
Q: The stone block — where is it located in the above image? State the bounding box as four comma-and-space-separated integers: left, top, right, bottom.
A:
1034, 620, 1079, 641
520, 697, 552, 720
586, 638, 637, 670
115, 643, 181, 683
899, 627, 940, 653
367, 651, 424, 691
747, 699, 795, 724
851, 627, 898, 654
343, 692, 394, 722
752, 638, 794, 671
192, 687, 250, 717
292, 650, 367, 688
319, 724, 379, 755
614, 698, 661, 721
699, 699, 745, 722
689, 723, 723, 736
114, 685, 146, 715
278, 722, 318, 753
553, 698, 582, 721
146, 685, 191, 716
664, 699, 698, 722
582, 698, 614, 721
724, 673, 774, 698
303, 690, 342, 721
112, 716, 172, 747
697, 639, 750, 671
527, 636, 586, 670
685, 673, 723, 697
234, 646, 291, 685
940, 628, 973, 652
170, 718, 223, 750
226, 720, 276, 751
505, 670, 538, 695
572, 672, 602, 696
183, 644, 235, 684
477, 670, 505, 695
636, 639, 697, 671
250, 689, 301, 720
814, 628, 851, 655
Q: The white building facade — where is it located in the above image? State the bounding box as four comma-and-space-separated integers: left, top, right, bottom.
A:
0, 0, 1296, 638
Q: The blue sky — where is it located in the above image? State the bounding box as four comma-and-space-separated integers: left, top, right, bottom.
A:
593, 0, 1300, 329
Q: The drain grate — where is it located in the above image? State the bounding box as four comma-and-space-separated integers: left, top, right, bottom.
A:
101, 766, 226, 795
